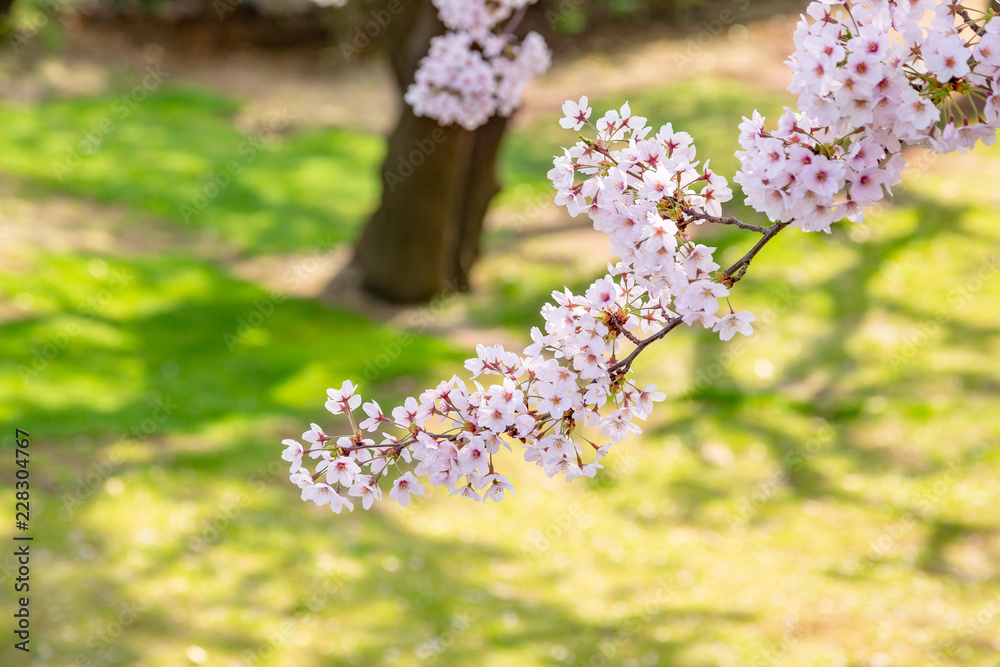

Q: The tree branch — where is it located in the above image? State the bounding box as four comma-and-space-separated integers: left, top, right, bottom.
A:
607, 219, 793, 377
957, 8, 987, 37
607, 316, 683, 376
681, 208, 770, 233
721, 221, 791, 283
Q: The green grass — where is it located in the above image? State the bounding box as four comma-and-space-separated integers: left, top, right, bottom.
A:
1, 68, 1000, 667
0, 253, 465, 436
0, 87, 382, 252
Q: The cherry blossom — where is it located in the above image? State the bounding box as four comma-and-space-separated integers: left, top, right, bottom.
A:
281, 439, 304, 472
714, 312, 757, 342
405, 0, 550, 130
285, 1, 1000, 514
389, 472, 426, 507
560, 96, 592, 131
325, 380, 361, 415
302, 423, 329, 446
349, 478, 383, 510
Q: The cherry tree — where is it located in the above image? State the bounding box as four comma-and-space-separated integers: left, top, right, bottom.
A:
286, 1, 1000, 512
350, 0, 550, 301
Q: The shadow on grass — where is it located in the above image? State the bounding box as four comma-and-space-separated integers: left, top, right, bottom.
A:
35, 438, 748, 666
476, 173, 999, 587
0, 87, 382, 253
0, 247, 773, 665
0, 252, 467, 439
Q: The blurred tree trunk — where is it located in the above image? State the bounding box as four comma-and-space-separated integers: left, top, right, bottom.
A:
0, 0, 15, 33
354, 0, 509, 303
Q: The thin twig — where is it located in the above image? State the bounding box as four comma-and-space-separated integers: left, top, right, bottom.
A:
606, 218, 794, 376
681, 208, 770, 234
607, 317, 683, 376
722, 221, 791, 283
505, 4, 529, 34
608, 317, 643, 345
957, 8, 987, 38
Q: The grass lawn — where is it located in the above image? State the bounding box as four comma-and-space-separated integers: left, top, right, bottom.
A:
1, 62, 999, 667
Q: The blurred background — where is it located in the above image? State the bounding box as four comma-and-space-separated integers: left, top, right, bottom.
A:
1, 0, 999, 665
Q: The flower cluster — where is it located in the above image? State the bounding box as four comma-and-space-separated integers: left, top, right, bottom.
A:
284, 97, 763, 513
736, 1, 1000, 232
404, 0, 550, 130
548, 97, 760, 337
285, 1, 1000, 514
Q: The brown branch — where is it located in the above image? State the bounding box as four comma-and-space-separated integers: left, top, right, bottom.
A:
957, 8, 987, 38
608, 316, 643, 345
681, 208, 770, 234
606, 219, 794, 377
584, 139, 648, 182
722, 221, 791, 283
607, 317, 683, 376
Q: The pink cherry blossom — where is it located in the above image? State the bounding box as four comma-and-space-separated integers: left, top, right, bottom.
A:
482, 473, 515, 502
325, 380, 361, 415
713, 311, 757, 341
405, 1, 549, 131
560, 96, 592, 131
281, 439, 304, 471
284, 1, 1000, 516
389, 472, 426, 507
